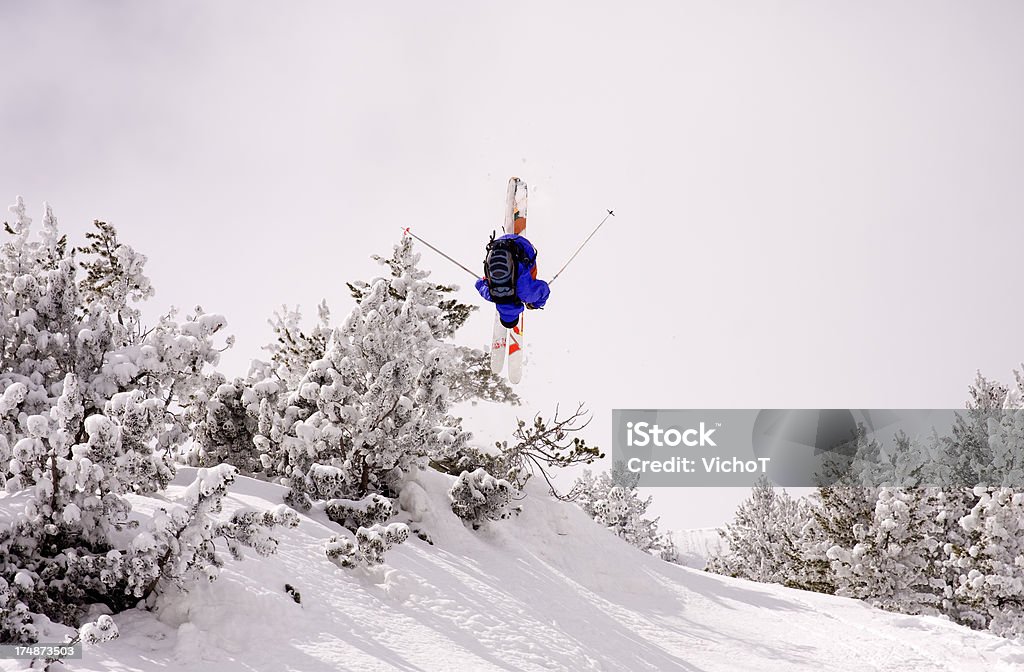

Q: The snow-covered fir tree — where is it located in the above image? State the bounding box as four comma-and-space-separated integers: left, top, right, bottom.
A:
183, 372, 282, 475
947, 486, 1024, 637
255, 237, 481, 510
573, 462, 676, 560
346, 241, 518, 406
943, 372, 1008, 487
791, 483, 877, 595
988, 372, 1024, 487
824, 487, 950, 615
0, 200, 288, 642
706, 476, 808, 586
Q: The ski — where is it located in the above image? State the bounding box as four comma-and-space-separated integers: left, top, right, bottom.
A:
507, 314, 525, 384
503, 177, 527, 235
490, 314, 507, 374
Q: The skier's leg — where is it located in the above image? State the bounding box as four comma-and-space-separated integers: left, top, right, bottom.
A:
497, 303, 524, 328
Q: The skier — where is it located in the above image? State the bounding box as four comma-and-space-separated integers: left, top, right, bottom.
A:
475, 232, 551, 328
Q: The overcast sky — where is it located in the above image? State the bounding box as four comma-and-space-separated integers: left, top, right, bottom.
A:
3, 1, 1024, 528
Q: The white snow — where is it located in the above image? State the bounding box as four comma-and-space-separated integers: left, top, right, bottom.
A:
12, 570, 34, 590
61, 502, 82, 524
3, 468, 1021, 671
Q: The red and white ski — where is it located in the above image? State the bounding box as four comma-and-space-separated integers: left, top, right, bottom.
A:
507, 314, 525, 384
490, 177, 528, 381
489, 316, 507, 374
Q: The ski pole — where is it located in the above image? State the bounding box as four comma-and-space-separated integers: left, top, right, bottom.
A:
549, 210, 615, 285
401, 227, 479, 280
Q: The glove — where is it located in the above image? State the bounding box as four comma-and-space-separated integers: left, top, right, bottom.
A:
525, 303, 542, 310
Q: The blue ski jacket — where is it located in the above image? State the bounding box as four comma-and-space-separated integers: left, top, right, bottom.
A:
475, 234, 551, 325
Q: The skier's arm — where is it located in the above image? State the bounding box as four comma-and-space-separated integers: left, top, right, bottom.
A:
475, 277, 492, 302
518, 277, 550, 308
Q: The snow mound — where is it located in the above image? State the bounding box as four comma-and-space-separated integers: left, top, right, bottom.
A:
7, 469, 1024, 672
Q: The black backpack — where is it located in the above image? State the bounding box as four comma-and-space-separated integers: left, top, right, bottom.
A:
484, 234, 532, 304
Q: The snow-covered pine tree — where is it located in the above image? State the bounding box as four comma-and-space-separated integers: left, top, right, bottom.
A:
0, 200, 280, 640
263, 301, 333, 390
184, 374, 282, 475
258, 237, 473, 510
706, 476, 809, 586
791, 487, 875, 595
948, 486, 1024, 638
252, 236, 522, 502
944, 372, 1007, 487
988, 390, 1024, 488
573, 462, 674, 559
787, 426, 885, 594
825, 487, 949, 615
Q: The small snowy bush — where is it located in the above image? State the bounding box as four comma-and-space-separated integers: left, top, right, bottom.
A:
448, 468, 518, 528
573, 464, 673, 558
77, 613, 118, 645
0, 576, 37, 642
325, 522, 409, 569
325, 493, 395, 532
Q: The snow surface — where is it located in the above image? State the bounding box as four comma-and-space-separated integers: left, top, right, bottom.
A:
4, 469, 1024, 672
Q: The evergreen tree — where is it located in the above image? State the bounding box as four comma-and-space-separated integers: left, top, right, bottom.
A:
348, 239, 517, 406
573, 463, 674, 558
826, 487, 948, 615
943, 372, 1007, 487
0, 200, 283, 641
948, 486, 1024, 637
707, 476, 809, 587
263, 301, 332, 390
257, 237, 473, 509
795, 484, 877, 595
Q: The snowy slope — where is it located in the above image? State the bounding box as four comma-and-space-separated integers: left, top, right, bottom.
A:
670, 528, 728, 570
6, 468, 1024, 672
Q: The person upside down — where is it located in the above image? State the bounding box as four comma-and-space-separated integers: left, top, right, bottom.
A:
475, 233, 551, 328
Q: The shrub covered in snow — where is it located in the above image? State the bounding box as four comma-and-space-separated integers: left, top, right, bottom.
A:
448, 468, 518, 529
0, 575, 36, 642
325, 522, 410, 569
77, 613, 118, 645
573, 463, 674, 559
325, 493, 395, 532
